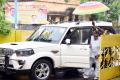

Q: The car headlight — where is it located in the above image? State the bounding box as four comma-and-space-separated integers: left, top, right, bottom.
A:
15, 48, 34, 56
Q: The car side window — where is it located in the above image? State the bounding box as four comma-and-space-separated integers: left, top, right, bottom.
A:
62, 28, 90, 45
70, 29, 81, 44
81, 29, 91, 44
62, 28, 76, 44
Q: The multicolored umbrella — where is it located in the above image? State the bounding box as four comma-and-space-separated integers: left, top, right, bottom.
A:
73, 1, 110, 15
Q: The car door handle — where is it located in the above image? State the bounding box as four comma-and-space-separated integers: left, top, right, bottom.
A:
51, 50, 59, 54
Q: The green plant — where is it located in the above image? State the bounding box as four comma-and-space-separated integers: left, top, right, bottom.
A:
64, 0, 69, 3
96, 0, 120, 21
0, 0, 11, 35
107, 0, 120, 21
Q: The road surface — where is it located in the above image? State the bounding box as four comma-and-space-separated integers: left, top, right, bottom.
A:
0, 70, 94, 80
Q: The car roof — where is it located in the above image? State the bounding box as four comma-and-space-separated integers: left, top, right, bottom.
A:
43, 21, 112, 28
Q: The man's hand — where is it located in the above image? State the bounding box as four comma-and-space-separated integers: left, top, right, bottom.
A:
92, 21, 96, 30
92, 21, 95, 26
95, 55, 99, 59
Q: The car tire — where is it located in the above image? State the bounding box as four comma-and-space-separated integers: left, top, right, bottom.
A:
30, 59, 53, 80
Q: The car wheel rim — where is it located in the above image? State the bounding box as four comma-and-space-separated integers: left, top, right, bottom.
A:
35, 63, 50, 79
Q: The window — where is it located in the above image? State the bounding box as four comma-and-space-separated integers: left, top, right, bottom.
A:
27, 26, 67, 44
71, 28, 90, 45
70, 29, 81, 44
81, 29, 91, 44
62, 28, 76, 44
62, 28, 90, 45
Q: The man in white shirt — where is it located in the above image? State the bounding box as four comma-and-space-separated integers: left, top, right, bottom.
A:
83, 31, 101, 79
90, 31, 101, 79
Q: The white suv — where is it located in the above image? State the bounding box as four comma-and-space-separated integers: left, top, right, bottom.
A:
0, 21, 115, 80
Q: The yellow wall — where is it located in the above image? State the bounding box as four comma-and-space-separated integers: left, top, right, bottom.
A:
99, 34, 120, 80
15, 30, 33, 42
101, 34, 120, 48
0, 30, 33, 44
100, 66, 120, 80
0, 30, 16, 43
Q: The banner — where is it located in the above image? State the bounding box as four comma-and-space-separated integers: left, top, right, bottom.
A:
5, 2, 48, 24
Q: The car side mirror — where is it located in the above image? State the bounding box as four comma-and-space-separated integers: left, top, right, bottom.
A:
65, 39, 71, 45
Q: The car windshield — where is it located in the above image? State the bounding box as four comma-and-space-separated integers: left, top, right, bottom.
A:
27, 26, 67, 43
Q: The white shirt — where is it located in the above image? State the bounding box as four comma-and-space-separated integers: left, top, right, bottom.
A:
90, 36, 101, 58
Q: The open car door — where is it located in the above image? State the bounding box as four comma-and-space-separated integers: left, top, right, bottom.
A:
60, 28, 91, 68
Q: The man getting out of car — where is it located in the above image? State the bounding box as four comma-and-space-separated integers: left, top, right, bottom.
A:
90, 31, 101, 79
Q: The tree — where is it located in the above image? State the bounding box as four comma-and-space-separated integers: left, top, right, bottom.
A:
107, 0, 120, 21
0, 0, 11, 35
95, 0, 120, 21
93, 0, 120, 28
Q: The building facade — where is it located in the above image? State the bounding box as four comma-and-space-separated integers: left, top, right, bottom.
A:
7, 0, 81, 24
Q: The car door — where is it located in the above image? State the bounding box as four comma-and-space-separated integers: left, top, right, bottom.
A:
60, 28, 91, 68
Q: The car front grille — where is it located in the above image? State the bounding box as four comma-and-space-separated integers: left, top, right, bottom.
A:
0, 48, 15, 70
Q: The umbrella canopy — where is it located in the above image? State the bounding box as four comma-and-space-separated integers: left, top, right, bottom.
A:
73, 1, 110, 15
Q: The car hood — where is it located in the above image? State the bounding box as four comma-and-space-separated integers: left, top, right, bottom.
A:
0, 41, 58, 50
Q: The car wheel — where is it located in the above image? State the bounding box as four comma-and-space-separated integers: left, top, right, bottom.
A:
30, 59, 53, 80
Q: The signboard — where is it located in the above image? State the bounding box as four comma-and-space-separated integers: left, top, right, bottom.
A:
5, 2, 48, 24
